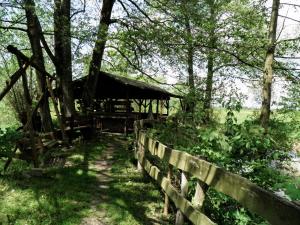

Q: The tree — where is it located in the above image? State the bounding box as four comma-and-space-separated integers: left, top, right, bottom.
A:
24, 0, 53, 132
84, 0, 116, 104
260, 0, 280, 130
54, 0, 75, 119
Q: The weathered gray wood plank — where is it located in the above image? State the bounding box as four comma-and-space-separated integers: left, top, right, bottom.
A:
138, 131, 300, 225
137, 151, 216, 225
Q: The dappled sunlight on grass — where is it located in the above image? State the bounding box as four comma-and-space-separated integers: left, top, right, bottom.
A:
0, 141, 105, 225
0, 136, 168, 225
99, 137, 170, 225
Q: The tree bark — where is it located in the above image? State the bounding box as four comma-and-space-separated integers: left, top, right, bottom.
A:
181, 0, 195, 115
84, 0, 115, 104
24, 0, 53, 133
0, 60, 30, 102
54, 0, 75, 118
185, 17, 196, 115
260, 0, 280, 130
17, 57, 39, 168
204, 2, 217, 122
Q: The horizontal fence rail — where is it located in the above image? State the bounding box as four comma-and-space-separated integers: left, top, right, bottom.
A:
134, 120, 300, 225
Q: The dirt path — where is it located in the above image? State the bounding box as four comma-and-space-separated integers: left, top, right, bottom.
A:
80, 141, 115, 225
79, 135, 169, 225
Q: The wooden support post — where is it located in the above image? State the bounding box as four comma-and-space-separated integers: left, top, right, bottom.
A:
156, 99, 159, 119
144, 99, 147, 113
175, 171, 189, 225
137, 141, 144, 172
138, 99, 142, 114
193, 180, 208, 211
163, 164, 173, 216
167, 100, 170, 116
160, 99, 163, 116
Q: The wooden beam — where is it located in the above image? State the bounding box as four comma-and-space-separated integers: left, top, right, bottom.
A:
176, 171, 189, 225
138, 131, 300, 225
137, 151, 215, 225
163, 164, 173, 216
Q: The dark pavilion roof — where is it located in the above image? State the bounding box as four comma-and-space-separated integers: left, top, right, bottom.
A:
73, 71, 181, 100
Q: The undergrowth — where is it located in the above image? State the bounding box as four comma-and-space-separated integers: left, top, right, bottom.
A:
147, 101, 299, 225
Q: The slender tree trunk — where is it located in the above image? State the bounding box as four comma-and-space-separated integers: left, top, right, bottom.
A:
182, 0, 195, 115
24, 0, 53, 132
17, 57, 39, 167
204, 2, 216, 122
54, 0, 75, 118
260, 0, 280, 130
84, 0, 115, 103
186, 22, 194, 91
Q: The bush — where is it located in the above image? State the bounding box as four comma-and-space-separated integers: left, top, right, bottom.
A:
0, 128, 22, 158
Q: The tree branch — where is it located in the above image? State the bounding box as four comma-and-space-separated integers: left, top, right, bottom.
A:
70, 0, 86, 19
125, 0, 156, 23
0, 26, 27, 32
278, 14, 300, 23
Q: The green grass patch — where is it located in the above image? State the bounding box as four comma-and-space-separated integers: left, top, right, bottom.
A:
99, 136, 170, 225
0, 141, 105, 225
1, 136, 169, 225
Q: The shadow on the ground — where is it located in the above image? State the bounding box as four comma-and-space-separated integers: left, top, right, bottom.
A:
0, 141, 104, 225
0, 135, 168, 225
99, 136, 170, 225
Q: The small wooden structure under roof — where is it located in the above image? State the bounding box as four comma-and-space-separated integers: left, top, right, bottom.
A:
70, 71, 181, 133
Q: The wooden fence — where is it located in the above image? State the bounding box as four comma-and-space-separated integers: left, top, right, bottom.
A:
134, 120, 300, 225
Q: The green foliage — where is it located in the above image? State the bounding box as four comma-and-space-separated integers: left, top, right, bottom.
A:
148, 99, 296, 224
0, 128, 21, 158
204, 189, 268, 225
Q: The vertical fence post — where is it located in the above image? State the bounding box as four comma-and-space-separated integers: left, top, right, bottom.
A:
137, 145, 144, 171
134, 121, 143, 171
193, 180, 208, 211
175, 171, 189, 225
163, 164, 173, 216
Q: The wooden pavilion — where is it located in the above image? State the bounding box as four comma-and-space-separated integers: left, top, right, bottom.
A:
68, 71, 181, 133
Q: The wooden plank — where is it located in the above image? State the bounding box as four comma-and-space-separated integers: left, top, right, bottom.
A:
138, 131, 300, 225
163, 164, 173, 216
137, 151, 215, 225
176, 171, 189, 225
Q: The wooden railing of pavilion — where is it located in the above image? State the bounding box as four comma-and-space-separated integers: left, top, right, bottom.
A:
134, 120, 300, 225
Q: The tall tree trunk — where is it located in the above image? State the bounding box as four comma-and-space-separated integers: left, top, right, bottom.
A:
24, 0, 53, 132
204, 2, 216, 122
260, 0, 280, 130
181, 0, 195, 115
186, 21, 194, 91
54, 0, 75, 118
17, 57, 39, 167
84, 0, 115, 104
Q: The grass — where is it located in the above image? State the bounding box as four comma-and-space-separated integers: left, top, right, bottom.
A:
0, 141, 105, 225
99, 136, 170, 225
213, 108, 300, 124
0, 135, 169, 225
